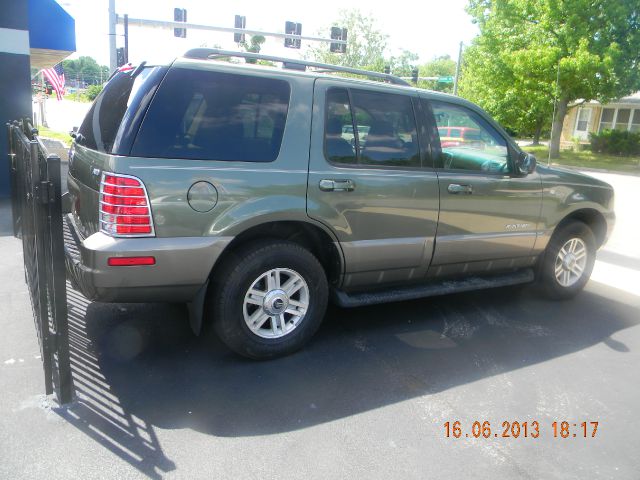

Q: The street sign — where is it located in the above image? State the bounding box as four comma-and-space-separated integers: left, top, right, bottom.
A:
438, 76, 454, 84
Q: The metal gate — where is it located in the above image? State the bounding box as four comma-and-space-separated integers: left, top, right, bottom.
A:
7, 119, 74, 405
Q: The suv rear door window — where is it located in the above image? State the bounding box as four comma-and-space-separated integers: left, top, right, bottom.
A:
324, 87, 420, 168
131, 68, 291, 162
325, 88, 357, 164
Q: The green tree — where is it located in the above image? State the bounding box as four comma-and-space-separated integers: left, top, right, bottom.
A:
240, 35, 266, 64
63, 56, 109, 85
460, 40, 555, 143
418, 55, 457, 93
464, 0, 640, 158
85, 84, 103, 101
388, 49, 419, 78
306, 9, 388, 71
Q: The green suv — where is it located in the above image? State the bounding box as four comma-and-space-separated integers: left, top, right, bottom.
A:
64, 49, 615, 359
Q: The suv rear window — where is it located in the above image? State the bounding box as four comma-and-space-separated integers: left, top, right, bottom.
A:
131, 68, 291, 162
77, 66, 166, 154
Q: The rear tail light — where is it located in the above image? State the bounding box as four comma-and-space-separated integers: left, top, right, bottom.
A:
99, 173, 155, 237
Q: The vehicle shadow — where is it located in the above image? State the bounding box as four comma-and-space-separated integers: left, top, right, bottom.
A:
60, 281, 638, 476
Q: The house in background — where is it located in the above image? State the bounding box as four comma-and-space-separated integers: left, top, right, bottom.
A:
560, 92, 640, 148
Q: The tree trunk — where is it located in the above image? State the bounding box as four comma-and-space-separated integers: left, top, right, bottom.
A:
532, 122, 543, 146
549, 98, 569, 159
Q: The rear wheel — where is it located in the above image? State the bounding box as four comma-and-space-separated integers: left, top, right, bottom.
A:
209, 240, 328, 359
539, 221, 596, 299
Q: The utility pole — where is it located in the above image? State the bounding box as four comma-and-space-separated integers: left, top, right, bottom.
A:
108, 0, 117, 72
124, 14, 129, 64
453, 41, 463, 96
40, 71, 48, 127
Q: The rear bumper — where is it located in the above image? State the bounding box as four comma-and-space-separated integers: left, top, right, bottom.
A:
64, 215, 232, 302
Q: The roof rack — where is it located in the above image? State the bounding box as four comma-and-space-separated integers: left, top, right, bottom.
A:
183, 48, 411, 87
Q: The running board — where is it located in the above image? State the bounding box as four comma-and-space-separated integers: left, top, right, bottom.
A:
332, 268, 535, 308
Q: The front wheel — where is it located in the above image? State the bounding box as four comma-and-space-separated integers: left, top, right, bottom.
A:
539, 221, 596, 300
209, 240, 328, 359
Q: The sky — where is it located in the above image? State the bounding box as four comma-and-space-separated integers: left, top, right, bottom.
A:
59, 0, 478, 68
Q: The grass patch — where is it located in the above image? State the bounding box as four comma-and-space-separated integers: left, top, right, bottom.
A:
523, 145, 640, 173
37, 126, 72, 147
65, 92, 92, 103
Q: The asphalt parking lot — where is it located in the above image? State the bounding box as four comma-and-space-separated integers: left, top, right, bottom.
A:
1, 170, 639, 479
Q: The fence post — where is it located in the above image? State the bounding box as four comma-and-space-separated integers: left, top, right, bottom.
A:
30, 139, 53, 395
46, 154, 74, 404
7, 123, 19, 237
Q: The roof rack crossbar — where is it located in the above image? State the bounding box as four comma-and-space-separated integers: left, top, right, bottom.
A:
183, 48, 411, 87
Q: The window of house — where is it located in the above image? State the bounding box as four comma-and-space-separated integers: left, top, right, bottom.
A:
599, 108, 615, 131
631, 110, 640, 132
615, 109, 631, 130
576, 108, 590, 131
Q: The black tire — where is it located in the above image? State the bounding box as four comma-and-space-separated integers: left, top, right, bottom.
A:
538, 221, 596, 300
209, 240, 328, 359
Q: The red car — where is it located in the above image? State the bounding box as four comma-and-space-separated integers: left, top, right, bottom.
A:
438, 126, 484, 148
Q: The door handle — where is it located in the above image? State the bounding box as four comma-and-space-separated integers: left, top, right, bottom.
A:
447, 183, 473, 194
319, 179, 355, 192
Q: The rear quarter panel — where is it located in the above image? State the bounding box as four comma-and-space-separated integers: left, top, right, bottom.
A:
103, 70, 317, 239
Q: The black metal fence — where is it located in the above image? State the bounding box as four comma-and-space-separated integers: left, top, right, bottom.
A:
7, 119, 74, 405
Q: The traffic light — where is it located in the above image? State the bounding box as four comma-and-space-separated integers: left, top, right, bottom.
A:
284, 21, 302, 49
174, 8, 187, 38
384, 65, 390, 75
330, 27, 347, 53
116, 47, 125, 67
411, 68, 419, 84
234, 15, 246, 43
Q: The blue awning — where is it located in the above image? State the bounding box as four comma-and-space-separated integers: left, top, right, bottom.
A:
28, 0, 76, 69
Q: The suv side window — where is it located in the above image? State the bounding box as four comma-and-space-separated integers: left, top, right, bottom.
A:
429, 100, 509, 173
324, 88, 420, 168
325, 88, 357, 165
131, 68, 290, 162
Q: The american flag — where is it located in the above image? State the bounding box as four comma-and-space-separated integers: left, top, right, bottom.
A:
42, 63, 65, 101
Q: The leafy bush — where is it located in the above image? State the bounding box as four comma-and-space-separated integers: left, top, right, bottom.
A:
85, 84, 104, 101
65, 92, 89, 103
589, 129, 640, 156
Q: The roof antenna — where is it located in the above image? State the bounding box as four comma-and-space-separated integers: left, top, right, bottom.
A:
548, 61, 560, 167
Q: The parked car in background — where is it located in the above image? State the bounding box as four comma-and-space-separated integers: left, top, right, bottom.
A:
438, 126, 486, 147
